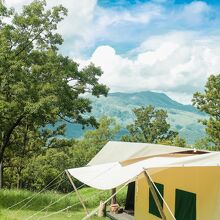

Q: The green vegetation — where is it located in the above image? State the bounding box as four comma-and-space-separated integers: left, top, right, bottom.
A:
193, 74, 220, 148
121, 105, 186, 147
0, 187, 126, 219
3, 116, 119, 191
0, 188, 126, 211
62, 91, 206, 144
0, 210, 93, 220
0, 0, 108, 188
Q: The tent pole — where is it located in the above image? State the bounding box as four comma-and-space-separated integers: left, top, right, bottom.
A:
65, 170, 90, 218
143, 170, 167, 220
143, 169, 176, 220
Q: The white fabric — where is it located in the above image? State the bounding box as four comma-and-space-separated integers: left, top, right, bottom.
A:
68, 152, 220, 190
88, 141, 192, 165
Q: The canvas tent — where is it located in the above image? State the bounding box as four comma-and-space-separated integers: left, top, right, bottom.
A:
67, 141, 220, 220
88, 141, 194, 165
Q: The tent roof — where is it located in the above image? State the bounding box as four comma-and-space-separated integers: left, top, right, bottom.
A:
68, 152, 220, 190
88, 141, 193, 166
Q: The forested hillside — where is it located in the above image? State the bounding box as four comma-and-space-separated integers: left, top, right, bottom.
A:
61, 91, 206, 144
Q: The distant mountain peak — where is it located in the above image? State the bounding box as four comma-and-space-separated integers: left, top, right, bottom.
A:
63, 90, 205, 144
106, 90, 200, 114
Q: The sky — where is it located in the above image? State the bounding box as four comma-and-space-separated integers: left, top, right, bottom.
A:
5, 0, 220, 104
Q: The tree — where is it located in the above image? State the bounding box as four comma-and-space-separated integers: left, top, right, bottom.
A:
194, 137, 214, 150
5, 117, 120, 191
3, 126, 43, 189
158, 135, 187, 148
71, 116, 120, 168
22, 147, 72, 192
83, 116, 120, 150
192, 74, 220, 148
122, 105, 185, 146
3, 122, 66, 189
0, 1, 108, 187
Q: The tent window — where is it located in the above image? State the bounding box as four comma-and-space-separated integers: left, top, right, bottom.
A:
175, 189, 196, 220
149, 182, 164, 218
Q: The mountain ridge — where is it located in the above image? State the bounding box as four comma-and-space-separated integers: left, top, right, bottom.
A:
107, 91, 201, 114
62, 91, 206, 144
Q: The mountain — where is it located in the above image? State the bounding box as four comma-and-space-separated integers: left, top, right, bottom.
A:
63, 91, 206, 144
105, 91, 200, 113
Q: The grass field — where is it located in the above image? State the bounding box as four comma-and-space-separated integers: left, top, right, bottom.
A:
0, 209, 102, 220
0, 187, 127, 220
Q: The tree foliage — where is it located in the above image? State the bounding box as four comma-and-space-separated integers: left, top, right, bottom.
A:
192, 74, 220, 147
158, 135, 187, 148
71, 116, 120, 168
0, 0, 108, 167
3, 117, 119, 191
3, 122, 66, 189
122, 105, 186, 147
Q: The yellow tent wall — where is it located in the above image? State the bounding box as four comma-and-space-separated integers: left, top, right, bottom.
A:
135, 167, 220, 220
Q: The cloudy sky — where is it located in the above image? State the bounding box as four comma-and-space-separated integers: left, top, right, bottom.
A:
6, 0, 220, 103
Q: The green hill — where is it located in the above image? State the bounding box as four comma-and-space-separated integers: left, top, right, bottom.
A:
61, 91, 206, 144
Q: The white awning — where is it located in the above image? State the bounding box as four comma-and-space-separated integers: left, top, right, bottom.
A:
68, 152, 220, 190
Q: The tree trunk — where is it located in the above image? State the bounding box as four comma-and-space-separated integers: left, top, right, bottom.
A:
17, 173, 20, 190
0, 115, 24, 162
0, 161, 3, 189
111, 188, 117, 204
0, 115, 24, 189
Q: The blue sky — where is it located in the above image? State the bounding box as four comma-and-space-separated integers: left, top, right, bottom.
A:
98, 0, 220, 6
90, 0, 220, 56
7, 0, 220, 103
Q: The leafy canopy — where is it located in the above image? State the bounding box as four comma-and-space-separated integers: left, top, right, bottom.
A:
3, 117, 119, 191
122, 105, 186, 147
193, 74, 220, 147
0, 0, 108, 162
71, 116, 120, 168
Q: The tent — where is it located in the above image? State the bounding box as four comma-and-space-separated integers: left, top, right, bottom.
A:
67, 141, 220, 220
88, 141, 194, 165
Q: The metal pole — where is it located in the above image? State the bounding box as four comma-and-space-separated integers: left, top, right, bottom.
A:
65, 170, 90, 218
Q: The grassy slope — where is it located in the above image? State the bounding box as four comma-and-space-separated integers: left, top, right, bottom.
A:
0, 188, 127, 220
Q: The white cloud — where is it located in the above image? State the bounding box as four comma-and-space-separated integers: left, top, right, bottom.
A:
77, 31, 220, 104
178, 1, 211, 25
164, 92, 193, 105
5, 0, 32, 8
137, 42, 179, 66
183, 1, 209, 14
63, 1, 163, 57
54, 0, 96, 36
